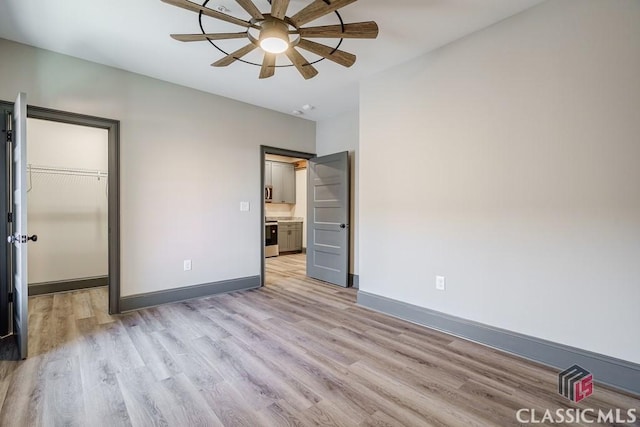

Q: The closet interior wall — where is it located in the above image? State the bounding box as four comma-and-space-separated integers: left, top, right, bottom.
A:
27, 118, 109, 289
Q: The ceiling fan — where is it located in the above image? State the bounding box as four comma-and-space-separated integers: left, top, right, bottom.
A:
161, 0, 379, 79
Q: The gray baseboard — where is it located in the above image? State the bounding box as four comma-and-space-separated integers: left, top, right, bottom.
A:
120, 276, 260, 312
29, 276, 109, 296
357, 291, 640, 397
349, 274, 359, 289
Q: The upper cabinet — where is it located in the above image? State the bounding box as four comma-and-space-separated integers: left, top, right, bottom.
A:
274, 162, 295, 204
266, 161, 296, 204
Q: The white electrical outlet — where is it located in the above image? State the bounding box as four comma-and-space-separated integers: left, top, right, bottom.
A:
183, 260, 192, 271
436, 276, 446, 291
240, 201, 250, 212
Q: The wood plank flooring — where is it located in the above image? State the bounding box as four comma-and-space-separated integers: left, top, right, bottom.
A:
0, 253, 638, 426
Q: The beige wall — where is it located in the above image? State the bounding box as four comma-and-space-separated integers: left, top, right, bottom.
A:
360, 0, 640, 364
27, 118, 108, 283
316, 109, 359, 275
0, 38, 315, 297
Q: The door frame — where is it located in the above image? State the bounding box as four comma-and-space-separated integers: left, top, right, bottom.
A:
1, 103, 12, 336
0, 100, 121, 315
260, 145, 315, 286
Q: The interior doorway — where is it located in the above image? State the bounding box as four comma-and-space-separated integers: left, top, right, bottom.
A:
26, 118, 109, 296
0, 101, 120, 343
264, 153, 309, 286
261, 146, 315, 287
25, 107, 120, 315
261, 146, 352, 289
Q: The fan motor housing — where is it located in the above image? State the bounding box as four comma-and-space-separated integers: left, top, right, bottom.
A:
259, 19, 291, 53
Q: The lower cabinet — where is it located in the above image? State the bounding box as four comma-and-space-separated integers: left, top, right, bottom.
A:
278, 222, 303, 253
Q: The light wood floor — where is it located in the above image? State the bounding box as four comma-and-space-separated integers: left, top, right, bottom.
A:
0, 253, 637, 426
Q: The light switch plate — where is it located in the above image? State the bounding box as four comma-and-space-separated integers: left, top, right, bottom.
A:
436, 276, 446, 291
184, 260, 192, 271
240, 201, 250, 212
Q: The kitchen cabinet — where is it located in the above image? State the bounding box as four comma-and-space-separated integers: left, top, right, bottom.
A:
269, 161, 295, 204
278, 222, 303, 252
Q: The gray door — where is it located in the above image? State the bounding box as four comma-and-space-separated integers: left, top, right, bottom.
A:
306, 152, 350, 287
9, 92, 29, 359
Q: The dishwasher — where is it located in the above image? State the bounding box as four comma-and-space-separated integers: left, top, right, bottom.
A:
265, 222, 279, 257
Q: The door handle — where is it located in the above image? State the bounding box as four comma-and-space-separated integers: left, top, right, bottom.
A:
6, 234, 38, 244
340, 224, 347, 229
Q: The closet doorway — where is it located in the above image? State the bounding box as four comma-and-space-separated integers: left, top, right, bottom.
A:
27, 118, 109, 296
24, 107, 120, 314
0, 104, 122, 317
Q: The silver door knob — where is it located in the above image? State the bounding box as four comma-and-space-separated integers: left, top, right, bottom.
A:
6, 234, 38, 243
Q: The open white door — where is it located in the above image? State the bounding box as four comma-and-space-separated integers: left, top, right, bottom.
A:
8, 92, 29, 359
306, 151, 350, 287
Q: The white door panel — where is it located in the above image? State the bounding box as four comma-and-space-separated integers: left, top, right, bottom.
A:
11, 92, 29, 359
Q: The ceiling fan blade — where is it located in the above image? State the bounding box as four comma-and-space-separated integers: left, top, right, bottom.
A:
271, 0, 290, 20
161, 0, 252, 28
285, 48, 319, 80
259, 53, 276, 79
171, 32, 248, 42
235, 0, 264, 20
298, 22, 379, 39
212, 43, 258, 67
296, 39, 355, 68
290, 0, 357, 27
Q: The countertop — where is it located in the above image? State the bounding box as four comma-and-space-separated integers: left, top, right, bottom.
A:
266, 217, 304, 223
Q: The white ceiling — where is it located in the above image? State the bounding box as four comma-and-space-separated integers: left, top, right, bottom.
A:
0, 0, 544, 121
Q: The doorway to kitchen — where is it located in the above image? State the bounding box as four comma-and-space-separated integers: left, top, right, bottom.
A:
261, 145, 352, 289
261, 146, 314, 287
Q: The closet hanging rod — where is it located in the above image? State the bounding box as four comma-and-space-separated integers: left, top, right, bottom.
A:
27, 165, 108, 178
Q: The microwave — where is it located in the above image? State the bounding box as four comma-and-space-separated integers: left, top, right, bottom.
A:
265, 185, 273, 203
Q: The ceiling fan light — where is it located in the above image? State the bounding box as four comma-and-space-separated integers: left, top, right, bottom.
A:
260, 37, 289, 54
259, 20, 290, 54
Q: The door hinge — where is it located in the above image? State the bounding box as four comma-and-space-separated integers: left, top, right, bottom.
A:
7, 212, 12, 223
8, 292, 13, 303
5, 113, 12, 143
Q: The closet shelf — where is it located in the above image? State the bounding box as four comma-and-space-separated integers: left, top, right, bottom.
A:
27, 165, 108, 179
